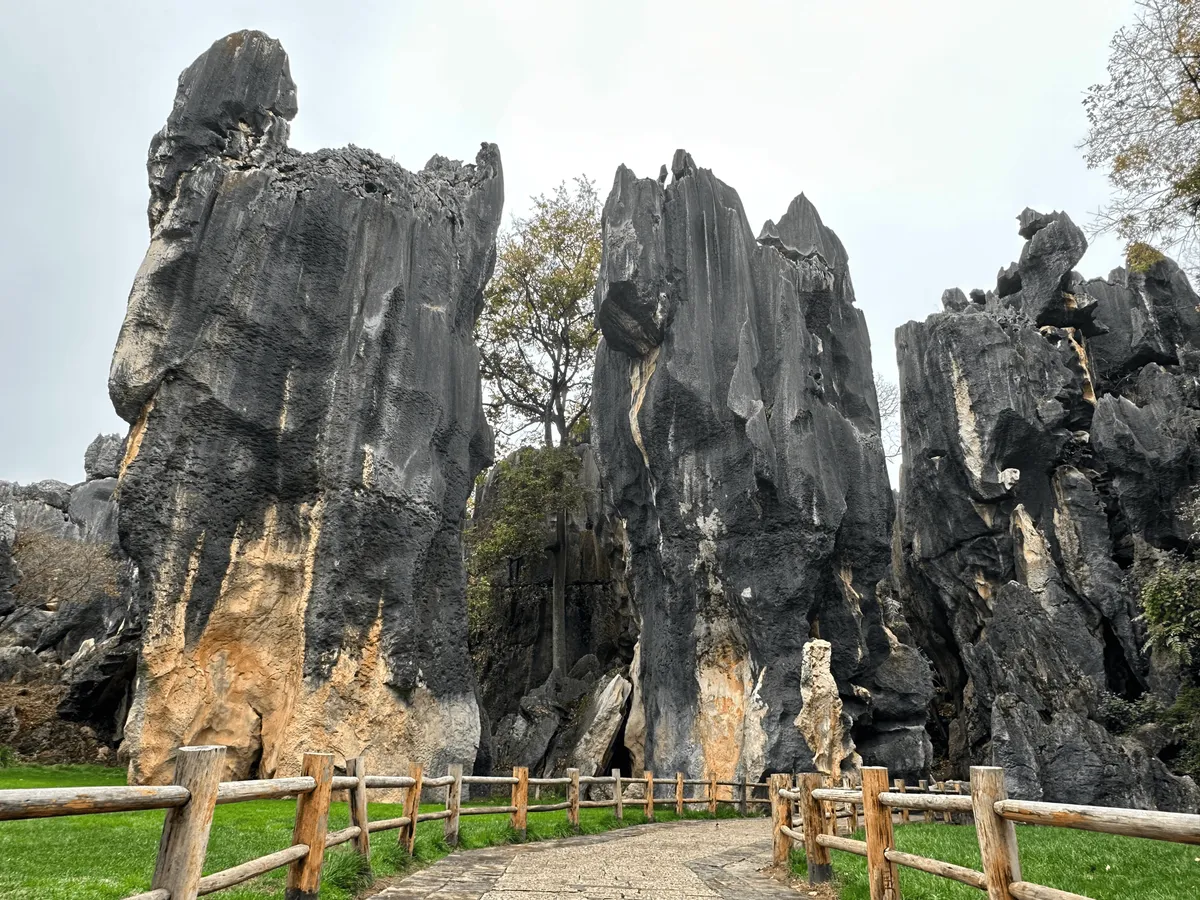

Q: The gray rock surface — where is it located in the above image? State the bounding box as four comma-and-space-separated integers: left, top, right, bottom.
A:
895, 209, 1200, 809
592, 152, 932, 782
108, 31, 502, 783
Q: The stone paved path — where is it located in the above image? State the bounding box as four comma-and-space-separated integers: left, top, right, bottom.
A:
369, 818, 803, 899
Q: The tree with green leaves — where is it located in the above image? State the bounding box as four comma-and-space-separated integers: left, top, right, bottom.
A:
470, 177, 602, 675
1083, 0, 1200, 270
477, 177, 602, 449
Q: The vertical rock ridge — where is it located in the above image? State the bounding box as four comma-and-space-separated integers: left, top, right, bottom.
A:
109, 31, 503, 783
593, 152, 932, 782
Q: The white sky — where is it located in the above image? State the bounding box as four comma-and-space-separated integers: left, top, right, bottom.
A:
0, 0, 1135, 483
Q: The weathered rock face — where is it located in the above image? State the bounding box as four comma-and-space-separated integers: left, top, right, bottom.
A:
592, 151, 933, 782
896, 209, 1200, 809
0, 435, 134, 764
469, 444, 636, 774
109, 31, 502, 783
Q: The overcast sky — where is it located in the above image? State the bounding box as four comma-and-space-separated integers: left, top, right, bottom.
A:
0, 0, 1135, 484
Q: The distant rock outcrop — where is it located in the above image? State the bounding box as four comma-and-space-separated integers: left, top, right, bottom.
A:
0, 434, 133, 764
896, 209, 1200, 809
108, 31, 502, 782
591, 151, 933, 782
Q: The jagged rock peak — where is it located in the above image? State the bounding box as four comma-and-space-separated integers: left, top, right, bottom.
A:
895, 209, 1200, 810
593, 153, 930, 783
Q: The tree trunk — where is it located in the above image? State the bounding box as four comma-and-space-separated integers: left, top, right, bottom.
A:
551, 507, 568, 675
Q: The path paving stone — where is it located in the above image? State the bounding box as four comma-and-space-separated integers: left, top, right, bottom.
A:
369, 819, 801, 899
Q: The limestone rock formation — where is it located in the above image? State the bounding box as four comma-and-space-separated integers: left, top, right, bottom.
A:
592, 151, 933, 782
896, 209, 1200, 809
109, 31, 502, 782
469, 444, 636, 775
796, 639, 860, 779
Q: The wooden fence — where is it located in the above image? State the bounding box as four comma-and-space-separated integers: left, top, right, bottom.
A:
771, 764, 1200, 900
0, 744, 770, 900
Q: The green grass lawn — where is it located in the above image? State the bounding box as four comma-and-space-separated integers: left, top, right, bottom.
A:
0, 764, 750, 899
790, 822, 1200, 900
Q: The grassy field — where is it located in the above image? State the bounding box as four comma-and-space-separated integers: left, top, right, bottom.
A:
790, 821, 1200, 900
0, 764, 749, 899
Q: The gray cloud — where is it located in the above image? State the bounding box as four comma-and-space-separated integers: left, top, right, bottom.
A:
0, 0, 1133, 482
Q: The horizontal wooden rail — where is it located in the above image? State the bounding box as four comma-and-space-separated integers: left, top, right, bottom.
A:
778, 788, 801, 801
462, 775, 519, 785
215, 777, 315, 804
811, 787, 863, 803
780, 824, 805, 843
196, 844, 309, 895
885, 848, 985, 888
816, 833, 868, 857
1009, 882, 1092, 900
324, 825, 361, 848
994, 798, 1200, 845
578, 799, 617, 808
363, 775, 416, 789
417, 809, 454, 822
527, 801, 572, 812
0, 785, 191, 820
366, 815, 411, 833
878, 791, 973, 813
330, 776, 358, 791
420, 774, 456, 788
577, 775, 614, 784
458, 804, 517, 815
529, 777, 571, 786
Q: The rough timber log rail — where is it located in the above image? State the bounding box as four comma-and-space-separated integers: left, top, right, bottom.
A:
2, 746, 1199, 900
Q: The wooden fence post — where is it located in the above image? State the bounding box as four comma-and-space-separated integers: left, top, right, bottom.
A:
739, 775, 748, 816
708, 771, 718, 816
399, 764, 423, 855
861, 766, 901, 900
346, 756, 370, 861
769, 773, 791, 868
567, 767, 580, 830
894, 778, 909, 824
918, 780, 930, 824
286, 751, 334, 900
798, 773, 832, 883
937, 781, 950, 824
612, 768, 623, 821
644, 771, 654, 821
511, 766, 528, 839
150, 745, 226, 900
445, 764, 462, 847
971, 767, 1020, 900
675, 772, 684, 816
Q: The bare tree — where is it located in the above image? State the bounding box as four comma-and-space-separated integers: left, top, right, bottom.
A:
875, 373, 901, 461
11, 529, 120, 609
1082, 0, 1200, 271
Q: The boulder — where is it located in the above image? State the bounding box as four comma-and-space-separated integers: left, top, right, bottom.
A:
83, 434, 124, 480
592, 153, 932, 782
108, 31, 503, 782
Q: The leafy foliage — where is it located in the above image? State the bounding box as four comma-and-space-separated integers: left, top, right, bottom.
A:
1082, 1, 1200, 270
466, 446, 588, 582
1138, 556, 1200, 670
11, 528, 120, 608
476, 177, 602, 450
